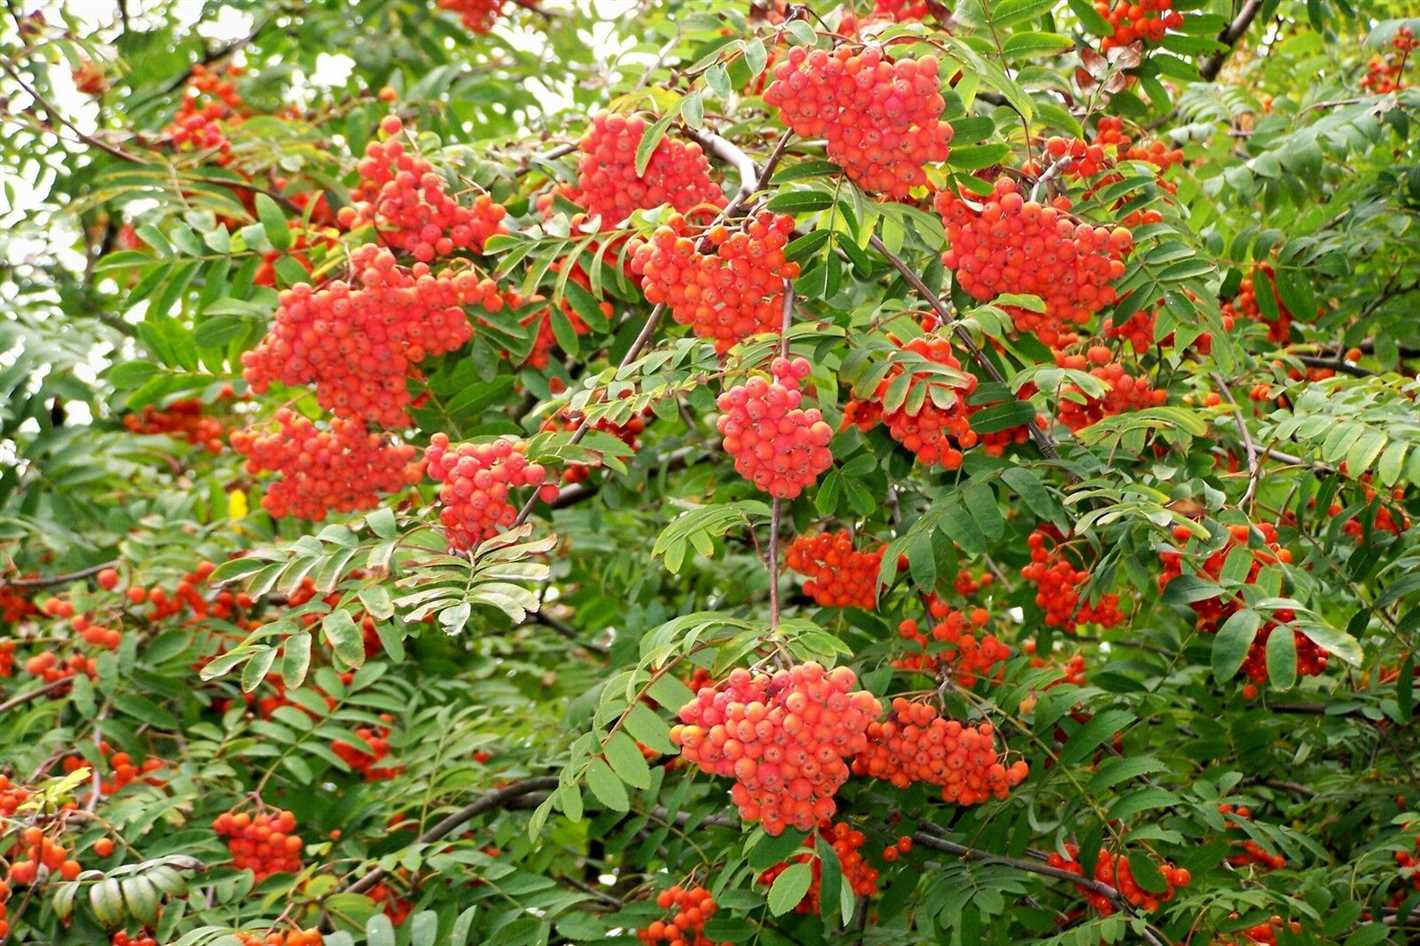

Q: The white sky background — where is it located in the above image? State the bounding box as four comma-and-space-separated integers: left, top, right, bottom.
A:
1, 0, 646, 433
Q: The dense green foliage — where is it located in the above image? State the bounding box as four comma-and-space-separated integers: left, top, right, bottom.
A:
1, 1, 1419, 945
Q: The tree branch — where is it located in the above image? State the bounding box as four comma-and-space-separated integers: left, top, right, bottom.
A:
530, 610, 610, 657
344, 776, 560, 894
1199, 0, 1266, 81
1, 561, 116, 588
0, 679, 70, 714
1210, 373, 1260, 509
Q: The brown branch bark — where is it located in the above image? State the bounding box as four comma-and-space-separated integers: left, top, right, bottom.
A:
1, 561, 116, 588
1199, 0, 1266, 81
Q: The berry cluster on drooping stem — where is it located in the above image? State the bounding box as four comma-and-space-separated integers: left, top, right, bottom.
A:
670, 662, 880, 835
757, 821, 879, 913
1094, 0, 1183, 51
240, 244, 500, 428
764, 46, 951, 198
716, 356, 834, 499
338, 117, 507, 262
1054, 347, 1167, 431
1045, 843, 1190, 914
211, 808, 304, 881
1220, 264, 1293, 345
1218, 803, 1286, 871
854, 698, 1028, 804
936, 179, 1133, 351
637, 884, 728, 946
231, 410, 424, 521
784, 530, 884, 610
123, 396, 228, 453
1021, 527, 1126, 632
435, 0, 506, 35
894, 597, 1011, 687
545, 111, 725, 229
849, 328, 980, 469
425, 433, 559, 550
629, 211, 798, 354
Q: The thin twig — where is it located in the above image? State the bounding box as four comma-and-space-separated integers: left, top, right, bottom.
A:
1210, 373, 1260, 510
1, 561, 116, 588
530, 610, 610, 657
344, 776, 559, 894
0, 679, 70, 714
1029, 154, 1073, 203
1200, 0, 1265, 80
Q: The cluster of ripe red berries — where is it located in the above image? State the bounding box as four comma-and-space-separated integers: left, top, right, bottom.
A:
1045, 843, 1190, 914
873, 0, 931, 19
232, 410, 423, 521
241, 244, 498, 428
1158, 523, 1287, 634
1221, 265, 1293, 345
1054, 348, 1167, 431
425, 433, 558, 550
61, 742, 165, 797
237, 930, 325, 946
339, 117, 506, 262
1094, 0, 1183, 50
164, 64, 245, 161
123, 398, 226, 453
716, 357, 834, 499
22, 650, 97, 685
1214, 916, 1304, 946
636, 885, 727, 946
894, 599, 1011, 687
212, 809, 304, 881
0, 581, 36, 626
1394, 831, 1419, 899
670, 663, 880, 835
5, 826, 81, 885
332, 715, 403, 781
556, 112, 724, 228
1021, 527, 1126, 632
435, 0, 505, 34
629, 212, 798, 354
936, 179, 1132, 350
1023, 639, 1088, 687
1219, 804, 1286, 871
784, 530, 884, 610
1361, 26, 1414, 93
855, 329, 980, 468
854, 698, 1028, 804
764, 47, 951, 198
758, 821, 879, 913
112, 933, 159, 946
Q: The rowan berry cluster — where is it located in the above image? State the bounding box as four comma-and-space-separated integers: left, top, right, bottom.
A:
757, 821, 879, 913
242, 243, 500, 428
0, 640, 13, 677
858, 330, 979, 468
22, 650, 97, 685
1158, 523, 1291, 633
554, 112, 725, 228
1361, 27, 1415, 93
0, 582, 36, 625
881, 834, 913, 862
368, 881, 413, 924
1021, 527, 1126, 632
332, 715, 403, 781
1214, 916, 1304, 946
894, 599, 1011, 687
237, 930, 324, 946
629, 211, 798, 354
784, 530, 884, 610
853, 698, 1029, 804
1238, 622, 1328, 698
936, 179, 1133, 350
1094, 0, 1183, 50
764, 46, 951, 198
435, 0, 505, 34
212, 809, 304, 881
123, 398, 226, 453
1054, 348, 1167, 431
1045, 843, 1190, 914
339, 117, 506, 262
164, 64, 245, 161
425, 433, 559, 550
1394, 832, 1419, 899
637, 885, 727, 946
232, 411, 423, 520
5, 826, 81, 885
670, 663, 880, 835
1218, 804, 1286, 871
716, 356, 834, 499
62, 742, 165, 796
540, 402, 649, 483
954, 568, 994, 597
873, 0, 931, 19
112, 933, 158, 946
1023, 639, 1088, 687
1220, 265, 1292, 345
